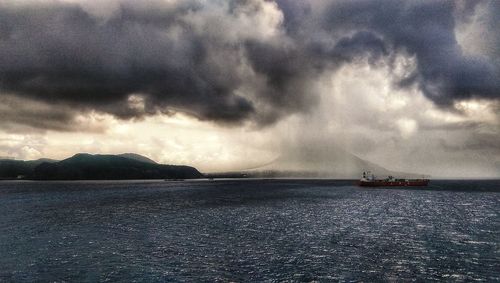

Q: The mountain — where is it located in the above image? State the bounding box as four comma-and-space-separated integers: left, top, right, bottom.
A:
0, 158, 57, 179
245, 143, 417, 179
32, 153, 203, 180
118, 153, 157, 164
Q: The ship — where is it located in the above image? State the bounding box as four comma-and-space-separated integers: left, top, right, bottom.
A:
358, 171, 429, 187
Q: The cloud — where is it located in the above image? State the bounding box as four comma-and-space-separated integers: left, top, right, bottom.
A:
0, 94, 106, 132
0, 0, 277, 127
315, 0, 500, 106
278, 57, 500, 178
0, 0, 498, 131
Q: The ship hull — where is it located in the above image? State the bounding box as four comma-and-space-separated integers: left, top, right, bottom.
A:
358, 180, 429, 187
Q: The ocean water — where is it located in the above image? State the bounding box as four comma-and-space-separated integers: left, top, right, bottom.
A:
0, 179, 498, 282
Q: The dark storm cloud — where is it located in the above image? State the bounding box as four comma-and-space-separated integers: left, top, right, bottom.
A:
277, 0, 499, 103
324, 31, 389, 64
0, 0, 499, 130
0, 95, 104, 132
485, 1, 500, 61
318, 0, 500, 106
0, 0, 259, 127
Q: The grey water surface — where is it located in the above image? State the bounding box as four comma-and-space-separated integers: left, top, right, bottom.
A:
0, 179, 498, 282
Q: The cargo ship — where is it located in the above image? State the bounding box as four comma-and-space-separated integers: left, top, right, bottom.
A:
358, 171, 429, 187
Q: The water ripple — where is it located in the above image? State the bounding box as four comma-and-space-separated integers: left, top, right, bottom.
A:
0, 180, 498, 282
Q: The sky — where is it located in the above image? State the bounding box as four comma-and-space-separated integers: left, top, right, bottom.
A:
0, 0, 499, 177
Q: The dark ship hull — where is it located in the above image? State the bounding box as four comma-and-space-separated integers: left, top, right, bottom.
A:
358, 179, 429, 187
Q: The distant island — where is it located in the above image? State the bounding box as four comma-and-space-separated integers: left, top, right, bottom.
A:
1, 149, 426, 181
0, 153, 203, 180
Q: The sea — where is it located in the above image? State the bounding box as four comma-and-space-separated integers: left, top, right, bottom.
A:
0, 179, 498, 282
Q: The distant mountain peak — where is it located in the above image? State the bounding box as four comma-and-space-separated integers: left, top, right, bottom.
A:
118, 153, 157, 164
247, 143, 417, 178
67, 153, 157, 164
